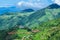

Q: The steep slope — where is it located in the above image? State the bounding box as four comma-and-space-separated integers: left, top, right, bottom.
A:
8, 4, 60, 28
0, 4, 60, 30
23, 4, 60, 27
0, 12, 34, 30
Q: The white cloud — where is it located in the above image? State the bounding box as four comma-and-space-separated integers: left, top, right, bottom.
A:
17, 1, 46, 8
52, 0, 60, 5
17, 1, 24, 6
17, 0, 53, 10
18, 1, 39, 7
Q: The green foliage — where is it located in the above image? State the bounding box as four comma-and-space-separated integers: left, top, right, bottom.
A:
2, 18, 59, 40
0, 30, 8, 40
0, 7, 60, 30
31, 18, 60, 40
0, 4, 60, 40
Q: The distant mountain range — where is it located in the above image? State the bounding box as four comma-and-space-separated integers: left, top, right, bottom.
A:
0, 4, 60, 14
0, 6, 34, 14
0, 4, 60, 30
0, 6, 20, 14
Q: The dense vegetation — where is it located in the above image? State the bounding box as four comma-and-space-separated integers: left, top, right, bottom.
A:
0, 18, 60, 40
0, 7, 60, 30
0, 4, 60, 40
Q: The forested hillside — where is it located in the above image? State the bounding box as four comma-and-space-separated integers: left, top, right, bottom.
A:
0, 4, 60, 40
0, 18, 60, 40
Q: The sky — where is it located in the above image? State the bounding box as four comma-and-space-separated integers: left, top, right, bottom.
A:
0, 0, 52, 6
0, 0, 60, 9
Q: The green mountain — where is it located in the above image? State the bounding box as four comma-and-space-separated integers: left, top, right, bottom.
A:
22, 4, 60, 27
0, 4, 60, 40
0, 4, 60, 30
0, 17, 60, 40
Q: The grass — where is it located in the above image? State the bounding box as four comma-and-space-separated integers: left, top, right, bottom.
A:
2, 18, 60, 40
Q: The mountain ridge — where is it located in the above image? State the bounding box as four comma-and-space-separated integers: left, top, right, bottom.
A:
0, 4, 60, 30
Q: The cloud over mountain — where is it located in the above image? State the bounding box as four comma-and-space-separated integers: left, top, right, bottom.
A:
52, 0, 60, 5
17, 0, 52, 9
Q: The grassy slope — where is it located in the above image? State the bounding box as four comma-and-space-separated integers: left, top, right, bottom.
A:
4, 18, 60, 40
28, 8, 60, 27
0, 11, 60, 40
0, 8, 60, 30
0, 12, 34, 30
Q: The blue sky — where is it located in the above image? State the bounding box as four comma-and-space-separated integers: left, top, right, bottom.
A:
0, 0, 52, 6
0, 0, 20, 6
0, 0, 60, 9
